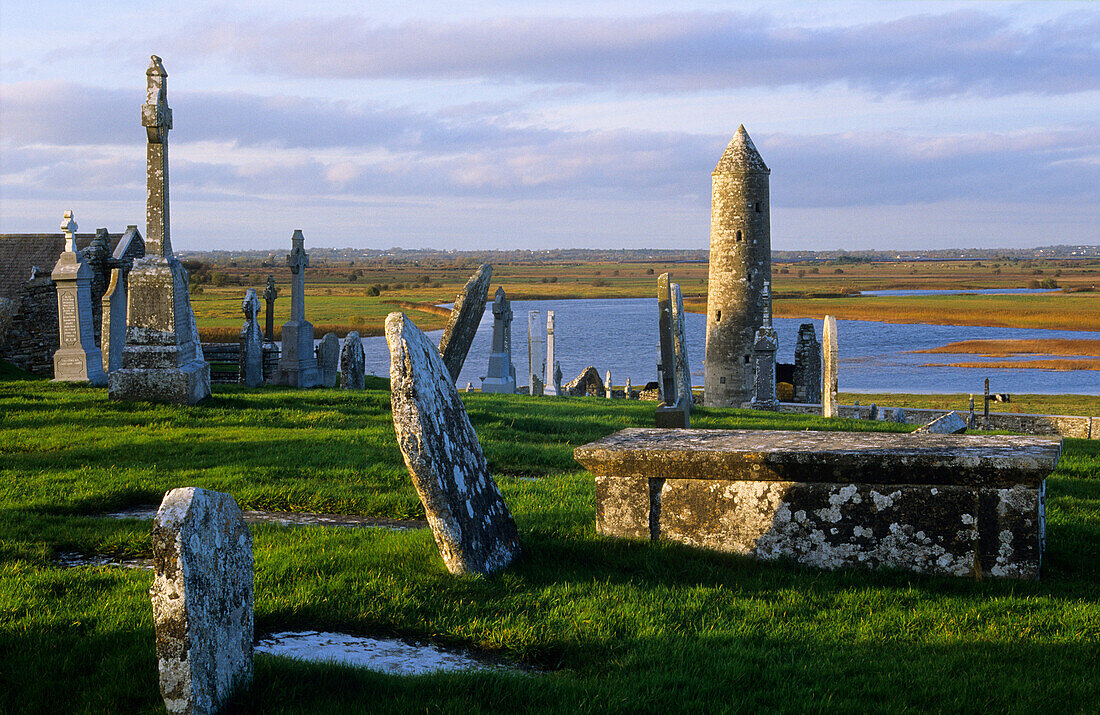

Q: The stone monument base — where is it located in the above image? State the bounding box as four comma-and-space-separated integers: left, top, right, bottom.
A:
655, 403, 690, 428
109, 359, 210, 405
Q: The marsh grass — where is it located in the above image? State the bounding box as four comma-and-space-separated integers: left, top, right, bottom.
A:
1, 380, 1098, 712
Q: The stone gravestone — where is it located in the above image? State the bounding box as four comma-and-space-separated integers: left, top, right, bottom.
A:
527, 310, 545, 396
605, 370, 613, 398
553, 361, 563, 397
671, 281, 693, 408
262, 275, 278, 343
481, 287, 517, 394
150, 487, 253, 715
544, 311, 558, 396
915, 411, 968, 434
750, 282, 779, 410
51, 211, 107, 385
564, 366, 605, 397
438, 264, 492, 383
316, 332, 340, 388
386, 312, 521, 575
625, 377, 633, 399
100, 267, 127, 375
655, 274, 690, 427
892, 408, 908, 425
340, 332, 365, 389
793, 323, 821, 404
822, 315, 838, 418
238, 289, 263, 387
868, 403, 879, 420
273, 230, 320, 387
109, 57, 210, 405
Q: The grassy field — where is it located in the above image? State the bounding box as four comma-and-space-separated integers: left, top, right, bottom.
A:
189, 257, 1100, 340
1, 376, 1098, 712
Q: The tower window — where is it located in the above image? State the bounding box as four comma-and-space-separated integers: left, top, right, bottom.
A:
755, 202, 761, 213
736, 230, 743, 241
716, 310, 722, 322
744, 355, 751, 364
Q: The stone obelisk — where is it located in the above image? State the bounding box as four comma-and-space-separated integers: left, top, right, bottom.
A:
109, 56, 210, 405
51, 211, 107, 385
273, 230, 320, 387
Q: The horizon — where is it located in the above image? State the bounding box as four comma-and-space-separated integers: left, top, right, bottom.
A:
2, 1, 1098, 252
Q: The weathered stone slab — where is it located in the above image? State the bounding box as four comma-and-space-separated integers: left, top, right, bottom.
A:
438, 264, 492, 383
239, 289, 263, 387
341, 332, 365, 389
915, 411, 967, 435
793, 323, 821, 404
317, 332, 340, 388
527, 310, 545, 396
552, 360, 563, 396
386, 312, 521, 575
576, 428, 1060, 579
544, 311, 558, 396
605, 370, 613, 398
150, 487, 253, 714
822, 315, 838, 417
101, 268, 127, 374
565, 366, 605, 397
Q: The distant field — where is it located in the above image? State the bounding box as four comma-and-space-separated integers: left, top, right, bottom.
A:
839, 392, 1100, 417
188, 257, 1100, 340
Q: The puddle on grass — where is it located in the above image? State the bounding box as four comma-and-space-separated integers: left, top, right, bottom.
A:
254, 631, 519, 675
104, 507, 427, 531
54, 551, 153, 570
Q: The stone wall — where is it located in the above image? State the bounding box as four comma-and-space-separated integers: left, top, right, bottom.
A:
0, 274, 58, 375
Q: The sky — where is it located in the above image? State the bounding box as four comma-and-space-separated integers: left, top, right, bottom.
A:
1, 1, 1098, 252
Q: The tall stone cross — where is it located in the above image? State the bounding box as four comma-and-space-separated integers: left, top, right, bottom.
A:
142, 55, 173, 258
750, 281, 779, 411
262, 275, 278, 342
287, 230, 308, 321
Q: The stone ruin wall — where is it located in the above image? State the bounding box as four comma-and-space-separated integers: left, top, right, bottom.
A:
0, 275, 59, 375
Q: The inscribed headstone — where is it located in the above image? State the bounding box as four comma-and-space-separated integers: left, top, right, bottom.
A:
438, 264, 492, 383
386, 312, 521, 575
150, 487, 253, 715
51, 211, 106, 385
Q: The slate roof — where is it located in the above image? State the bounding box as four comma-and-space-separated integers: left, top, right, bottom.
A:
713, 124, 770, 175
0, 229, 143, 302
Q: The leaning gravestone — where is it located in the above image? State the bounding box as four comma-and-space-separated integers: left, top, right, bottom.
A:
317, 332, 340, 388
150, 487, 253, 715
239, 289, 263, 387
340, 332, 365, 389
915, 411, 968, 434
386, 312, 521, 575
438, 264, 492, 383
822, 315, 838, 418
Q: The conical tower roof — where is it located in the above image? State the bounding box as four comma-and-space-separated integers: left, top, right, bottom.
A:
713, 125, 769, 174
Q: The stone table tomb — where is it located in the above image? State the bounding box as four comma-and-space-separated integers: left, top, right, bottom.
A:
574, 428, 1061, 579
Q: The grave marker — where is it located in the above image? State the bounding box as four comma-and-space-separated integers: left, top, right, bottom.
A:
51, 211, 106, 385
481, 287, 517, 394
386, 312, 521, 575
438, 264, 492, 383
239, 289, 263, 387
273, 230, 320, 387
341, 332, 365, 389
822, 315, 838, 417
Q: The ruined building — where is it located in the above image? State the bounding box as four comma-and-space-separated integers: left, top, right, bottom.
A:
704, 125, 771, 407
0, 228, 144, 375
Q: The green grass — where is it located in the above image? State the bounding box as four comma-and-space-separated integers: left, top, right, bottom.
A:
1, 380, 1098, 713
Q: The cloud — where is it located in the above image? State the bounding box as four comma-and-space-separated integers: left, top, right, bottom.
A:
162, 10, 1100, 97
3, 82, 1097, 212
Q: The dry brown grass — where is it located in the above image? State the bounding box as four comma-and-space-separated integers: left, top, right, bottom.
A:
911, 339, 1100, 357
920, 358, 1100, 371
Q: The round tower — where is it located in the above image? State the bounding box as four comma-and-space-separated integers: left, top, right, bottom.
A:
704, 125, 771, 407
